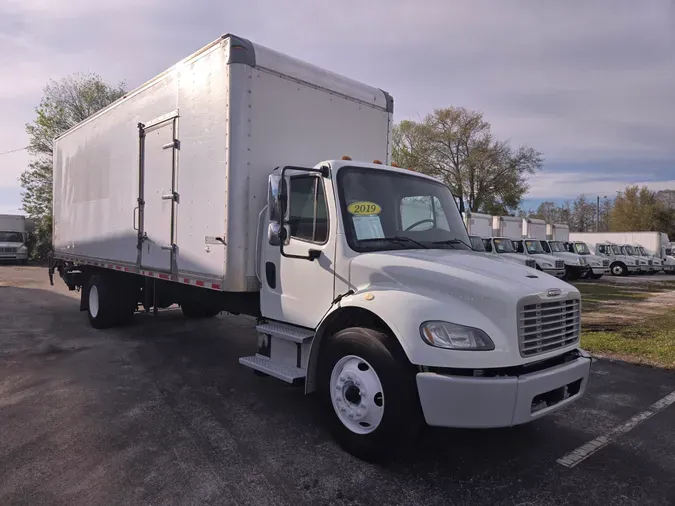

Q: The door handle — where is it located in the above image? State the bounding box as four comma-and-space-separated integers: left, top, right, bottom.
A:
161, 191, 179, 203
133, 206, 139, 231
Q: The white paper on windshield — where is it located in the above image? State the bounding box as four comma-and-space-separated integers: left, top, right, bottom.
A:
353, 215, 385, 240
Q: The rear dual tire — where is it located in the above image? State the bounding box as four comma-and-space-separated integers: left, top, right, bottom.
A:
180, 302, 220, 318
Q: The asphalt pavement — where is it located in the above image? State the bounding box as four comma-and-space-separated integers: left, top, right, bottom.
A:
1, 266, 675, 505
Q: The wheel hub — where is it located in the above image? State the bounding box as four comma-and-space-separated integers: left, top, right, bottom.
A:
330, 355, 385, 434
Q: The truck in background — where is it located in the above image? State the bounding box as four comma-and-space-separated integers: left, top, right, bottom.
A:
525, 219, 589, 280
507, 217, 564, 277
619, 244, 651, 273
0, 214, 28, 264
549, 223, 609, 279
569, 233, 640, 276
48, 34, 591, 459
463, 212, 535, 269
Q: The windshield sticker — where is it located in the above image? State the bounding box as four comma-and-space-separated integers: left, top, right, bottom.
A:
353, 215, 385, 240
348, 201, 382, 216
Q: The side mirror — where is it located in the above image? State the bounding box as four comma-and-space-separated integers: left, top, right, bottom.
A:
268, 222, 289, 246
268, 174, 282, 223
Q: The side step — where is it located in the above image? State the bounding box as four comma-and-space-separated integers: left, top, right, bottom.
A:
239, 354, 305, 384
256, 321, 314, 343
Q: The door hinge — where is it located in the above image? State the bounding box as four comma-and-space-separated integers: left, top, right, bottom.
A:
161, 243, 176, 251
161, 191, 180, 203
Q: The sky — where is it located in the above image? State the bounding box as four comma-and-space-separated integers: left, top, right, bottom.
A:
1, 0, 674, 214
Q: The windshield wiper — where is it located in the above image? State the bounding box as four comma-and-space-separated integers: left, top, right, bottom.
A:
431, 238, 472, 250
358, 236, 429, 249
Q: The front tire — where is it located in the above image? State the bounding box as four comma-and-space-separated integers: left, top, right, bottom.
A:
610, 262, 627, 276
318, 327, 422, 461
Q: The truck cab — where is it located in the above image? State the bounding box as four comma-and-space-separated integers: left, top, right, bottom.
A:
539, 240, 590, 280
511, 238, 566, 278
566, 241, 609, 279
257, 160, 590, 456
619, 244, 649, 273
479, 236, 536, 269
633, 244, 662, 274
594, 243, 639, 276
0, 215, 28, 265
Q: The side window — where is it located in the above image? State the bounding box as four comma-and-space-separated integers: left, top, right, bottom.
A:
288, 176, 328, 243
483, 239, 492, 252
598, 245, 606, 254
399, 196, 450, 231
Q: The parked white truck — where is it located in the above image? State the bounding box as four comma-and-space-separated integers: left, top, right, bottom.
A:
546, 223, 607, 279
572, 232, 672, 273
463, 212, 535, 269
48, 34, 590, 459
569, 233, 641, 276
523, 219, 589, 280
0, 214, 28, 264
496, 216, 565, 277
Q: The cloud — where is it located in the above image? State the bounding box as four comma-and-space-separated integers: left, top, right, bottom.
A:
1, 0, 674, 207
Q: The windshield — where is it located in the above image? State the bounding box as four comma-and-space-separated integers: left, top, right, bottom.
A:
639, 247, 648, 256
338, 167, 470, 252
0, 231, 23, 242
623, 245, 635, 256
493, 238, 516, 253
548, 241, 566, 253
611, 245, 622, 255
574, 242, 590, 255
524, 239, 545, 254
469, 236, 486, 251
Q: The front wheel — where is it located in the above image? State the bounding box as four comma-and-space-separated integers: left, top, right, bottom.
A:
318, 327, 422, 461
610, 262, 627, 276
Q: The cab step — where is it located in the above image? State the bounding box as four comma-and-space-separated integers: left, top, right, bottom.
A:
239, 354, 305, 383
256, 321, 314, 343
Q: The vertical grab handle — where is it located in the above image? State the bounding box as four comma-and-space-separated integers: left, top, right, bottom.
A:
133, 206, 139, 231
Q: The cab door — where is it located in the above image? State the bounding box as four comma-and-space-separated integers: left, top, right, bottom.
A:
260, 172, 336, 329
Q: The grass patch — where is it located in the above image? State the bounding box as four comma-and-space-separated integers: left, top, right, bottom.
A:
582, 309, 675, 369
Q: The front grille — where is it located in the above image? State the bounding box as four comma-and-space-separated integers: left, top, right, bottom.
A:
555, 259, 564, 269
648, 259, 653, 266
0, 247, 17, 253
526, 259, 536, 268
518, 298, 580, 357
602, 259, 609, 267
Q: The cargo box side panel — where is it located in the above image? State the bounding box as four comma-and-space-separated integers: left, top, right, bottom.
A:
173, 44, 229, 280
241, 69, 391, 283
53, 75, 180, 264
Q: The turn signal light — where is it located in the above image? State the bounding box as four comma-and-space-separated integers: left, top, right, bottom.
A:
341, 155, 352, 160
373, 159, 382, 164
391, 162, 400, 167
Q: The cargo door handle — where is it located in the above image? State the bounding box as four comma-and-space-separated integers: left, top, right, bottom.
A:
161, 191, 179, 203
161, 244, 174, 251
133, 206, 139, 230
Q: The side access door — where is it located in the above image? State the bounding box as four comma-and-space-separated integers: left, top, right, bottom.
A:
138, 114, 179, 273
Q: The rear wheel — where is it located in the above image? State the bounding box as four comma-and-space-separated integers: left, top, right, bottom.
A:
181, 301, 220, 318
86, 274, 136, 328
318, 327, 422, 461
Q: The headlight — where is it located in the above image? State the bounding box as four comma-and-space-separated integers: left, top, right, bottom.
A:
542, 262, 553, 268
420, 321, 495, 351
578, 257, 586, 265
18, 245, 27, 253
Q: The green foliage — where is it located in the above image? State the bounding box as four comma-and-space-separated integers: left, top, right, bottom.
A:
609, 185, 663, 232
21, 73, 126, 260
392, 107, 543, 214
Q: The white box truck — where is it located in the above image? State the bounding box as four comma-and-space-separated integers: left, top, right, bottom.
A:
576, 232, 672, 273
463, 212, 535, 269
532, 220, 590, 280
49, 34, 590, 459
0, 214, 28, 264
494, 216, 565, 277
551, 224, 610, 279
568, 233, 641, 275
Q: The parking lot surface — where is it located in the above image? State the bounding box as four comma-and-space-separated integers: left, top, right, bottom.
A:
1, 266, 675, 505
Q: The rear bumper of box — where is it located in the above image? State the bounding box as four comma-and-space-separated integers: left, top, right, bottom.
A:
416, 352, 591, 428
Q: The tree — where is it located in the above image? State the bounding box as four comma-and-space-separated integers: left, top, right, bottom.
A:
21, 74, 126, 260
530, 201, 562, 224
392, 107, 543, 214
570, 195, 597, 232
609, 185, 663, 231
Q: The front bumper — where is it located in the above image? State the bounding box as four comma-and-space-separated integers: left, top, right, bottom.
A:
543, 268, 566, 278
566, 265, 590, 278
416, 353, 591, 428
590, 266, 610, 275
627, 265, 640, 273
0, 253, 27, 261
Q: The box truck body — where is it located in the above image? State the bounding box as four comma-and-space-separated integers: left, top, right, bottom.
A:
49, 34, 590, 460
546, 223, 569, 241
568, 233, 641, 275
463, 212, 492, 237
53, 35, 392, 292
492, 215, 521, 238
0, 214, 28, 263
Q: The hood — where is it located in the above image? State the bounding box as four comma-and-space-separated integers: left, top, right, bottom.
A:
496, 252, 528, 263
348, 249, 574, 300
550, 251, 584, 264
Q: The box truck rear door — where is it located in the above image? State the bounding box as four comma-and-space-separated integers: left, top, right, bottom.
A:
139, 117, 177, 272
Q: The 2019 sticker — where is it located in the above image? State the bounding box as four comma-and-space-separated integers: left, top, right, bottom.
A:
347, 201, 382, 215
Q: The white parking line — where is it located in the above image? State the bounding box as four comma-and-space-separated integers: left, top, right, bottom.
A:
557, 390, 675, 468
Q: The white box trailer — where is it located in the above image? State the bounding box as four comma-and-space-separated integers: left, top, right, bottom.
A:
492, 215, 521, 238
463, 212, 492, 237
50, 33, 590, 460
522, 218, 547, 240
0, 214, 28, 264
547, 223, 569, 241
